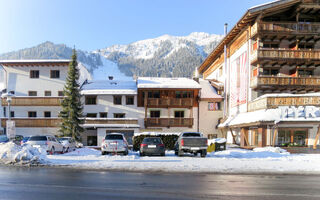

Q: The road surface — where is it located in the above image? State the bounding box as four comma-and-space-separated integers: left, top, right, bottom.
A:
0, 166, 319, 200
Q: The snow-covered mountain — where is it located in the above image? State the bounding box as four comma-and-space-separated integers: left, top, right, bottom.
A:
96, 32, 223, 77
0, 32, 223, 79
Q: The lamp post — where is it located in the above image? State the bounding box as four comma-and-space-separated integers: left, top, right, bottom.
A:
1, 93, 15, 140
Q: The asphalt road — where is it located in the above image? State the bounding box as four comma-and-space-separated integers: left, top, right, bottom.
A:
0, 166, 319, 200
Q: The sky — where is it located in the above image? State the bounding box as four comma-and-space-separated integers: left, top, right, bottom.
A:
0, 0, 271, 54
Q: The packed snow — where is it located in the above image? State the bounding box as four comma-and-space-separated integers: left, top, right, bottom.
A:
0, 142, 47, 165
137, 77, 201, 89
42, 146, 320, 174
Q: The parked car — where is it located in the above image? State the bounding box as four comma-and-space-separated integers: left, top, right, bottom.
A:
140, 137, 165, 156
26, 135, 64, 154
174, 132, 208, 157
58, 137, 77, 153
20, 136, 30, 146
0, 135, 9, 143
101, 133, 129, 155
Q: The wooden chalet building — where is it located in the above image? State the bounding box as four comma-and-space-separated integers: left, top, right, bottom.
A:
198, 0, 320, 150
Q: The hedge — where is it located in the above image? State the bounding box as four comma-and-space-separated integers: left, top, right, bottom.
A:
133, 134, 179, 151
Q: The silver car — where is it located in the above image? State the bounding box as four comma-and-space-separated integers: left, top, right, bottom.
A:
58, 137, 77, 153
26, 135, 64, 154
101, 133, 129, 155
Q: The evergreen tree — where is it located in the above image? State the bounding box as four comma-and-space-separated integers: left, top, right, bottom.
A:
59, 49, 84, 141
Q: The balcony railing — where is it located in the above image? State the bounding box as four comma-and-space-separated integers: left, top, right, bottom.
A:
1, 97, 63, 106
251, 49, 320, 63
251, 21, 320, 36
146, 98, 193, 107
1, 118, 61, 127
145, 118, 193, 128
84, 118, 139, 125
251, 76, 320, 89
248, 96, 320, 111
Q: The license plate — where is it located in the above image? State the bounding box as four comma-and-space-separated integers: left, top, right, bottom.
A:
148, 145, 156, 148
191, 147, 200, 150
33, 145, 41, 148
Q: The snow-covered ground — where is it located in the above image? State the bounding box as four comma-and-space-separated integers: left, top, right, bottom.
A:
44, 147, 320, 174
2, 142, 320, 174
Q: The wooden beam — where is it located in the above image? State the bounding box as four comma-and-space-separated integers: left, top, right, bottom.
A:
229, 128, 237, 144
272, 127, 278, 147
313, 125, 320, 149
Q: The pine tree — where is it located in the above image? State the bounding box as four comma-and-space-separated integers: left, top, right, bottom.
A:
59, 49, 84, 141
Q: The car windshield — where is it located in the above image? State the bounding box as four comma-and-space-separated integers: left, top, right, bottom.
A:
23, 137, 30, 142
105, 135, 123, 140
143, 138, 162, 144
29, 136, 47, 141
59, 138, 69, 141
0, 135, 8, 142
182, 133, 201, 137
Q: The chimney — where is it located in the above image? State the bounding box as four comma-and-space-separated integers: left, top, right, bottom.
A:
108, 76, 114, 80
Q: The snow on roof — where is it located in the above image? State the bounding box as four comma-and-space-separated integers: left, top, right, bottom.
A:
219, 106, 320, 127
249, 0, 291, 11
199, 79, 222, 100
137, 77, 201, 89
81, 80, 137, 95
0, 59, 71, 63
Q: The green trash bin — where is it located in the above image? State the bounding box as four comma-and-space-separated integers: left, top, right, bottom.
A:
214, 138, 227, 152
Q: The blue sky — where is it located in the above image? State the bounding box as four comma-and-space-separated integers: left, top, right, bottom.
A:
0, 0, 271, 54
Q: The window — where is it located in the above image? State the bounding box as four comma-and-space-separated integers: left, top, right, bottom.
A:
208, 102, 221, 111
58, 91, 64, 96
114, 113, 125, 118
99, 112, 108, 118
28, 111, 37, 118
176, 91, 193, 98
174, 111, 184, 118
126, 96, 134, 105
148, 91, 160, 98
113, 95, 122, 105
50, 70, 60, 78
85, 96, 96, 105
10, 111, 14, 118
28, 91, 37, 96
150, 110, 160, 118
30, 70, 39, 78
86, 113, 97, 118
44, 111, 51, 118
45, 91, 52, 96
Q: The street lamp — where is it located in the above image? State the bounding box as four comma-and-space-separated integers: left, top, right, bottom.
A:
1, 93, 15, 139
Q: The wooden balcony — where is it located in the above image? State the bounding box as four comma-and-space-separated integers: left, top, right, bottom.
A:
1, 118, 61, 127
146, 98, 193, 107
251, 49, 320, 65
248, 96, 320, 112
251, 76, 320, 92
145, 118, 193, 128
1, 97, 63, 106
84, 118, 138, 125
251, 21, 320, 37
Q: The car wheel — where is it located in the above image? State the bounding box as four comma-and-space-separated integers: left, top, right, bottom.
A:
201, 150, 207, 158
50, 147, 55, 155
101, 151, 106, 155
124, 150, 128, 156
140, 152, 144, 157
66, 147, 69, 153
178, 150, 184, 157
161, 153, 165, 156
175, 151, 178, 156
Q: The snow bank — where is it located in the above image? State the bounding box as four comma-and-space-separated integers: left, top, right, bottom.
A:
0, 142, 47, 165
208, 138, 226, 145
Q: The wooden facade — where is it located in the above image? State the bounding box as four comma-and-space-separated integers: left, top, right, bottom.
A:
144, 118, 193, 128
1, 97, 63, 106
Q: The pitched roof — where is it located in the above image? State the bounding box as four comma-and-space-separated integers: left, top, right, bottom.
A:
199, 79, 223, 101
81, 80, 137, 95
137, 77, 201, 89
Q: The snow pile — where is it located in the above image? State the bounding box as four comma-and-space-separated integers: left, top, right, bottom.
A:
253, 147, 288, 154
208, 138, 227, 145
64, 148, 101, 156
212, 147, 289, 159
0, 142, 47, 165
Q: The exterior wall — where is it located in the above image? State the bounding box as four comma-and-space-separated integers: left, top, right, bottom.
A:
199, 101, 223, 138
14, 127, 59, 137
4, 66, 68, 96
8, 106, 61, 118
82, 94, 145, 128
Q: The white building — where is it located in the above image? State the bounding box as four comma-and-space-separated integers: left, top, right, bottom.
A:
80, 79, 144, 146
0, 60, 91, 136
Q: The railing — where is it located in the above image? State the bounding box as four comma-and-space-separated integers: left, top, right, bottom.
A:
1, 118, 61, 127
146, 98, 193, 107
251, 21, 320, 36
84, 118, 138, 125
145, 118, 193, 127
251, 76, 320, 88
251, 49, 320, 63
248, 96, 320, 111
1, 97, 63, 106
